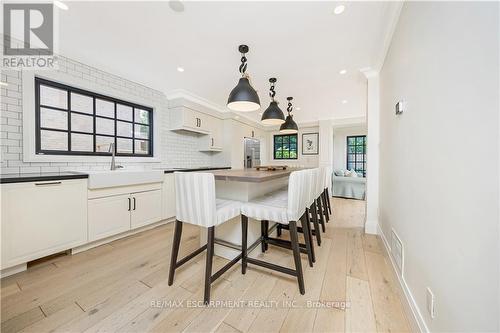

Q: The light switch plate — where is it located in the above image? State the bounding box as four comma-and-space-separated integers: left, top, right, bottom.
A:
395, 100, 405, 115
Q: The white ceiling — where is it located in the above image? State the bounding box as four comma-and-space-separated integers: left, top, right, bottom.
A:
58, 1, 397, 125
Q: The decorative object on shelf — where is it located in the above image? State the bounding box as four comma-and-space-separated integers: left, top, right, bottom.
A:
302, 133, 319, 155
261, 78, 285, 125
227, 45, 260, 112
255, 165, 288, 171
279, 97, 299, 134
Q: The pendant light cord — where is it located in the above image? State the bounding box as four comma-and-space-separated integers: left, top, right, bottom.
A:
269, 82, 276, 101
239, 54, 247, 77
287, 97, 293, 115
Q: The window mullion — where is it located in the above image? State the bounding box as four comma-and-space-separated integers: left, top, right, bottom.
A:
67, 88, 71, 152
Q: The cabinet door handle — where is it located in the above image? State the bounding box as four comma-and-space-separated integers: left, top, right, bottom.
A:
128, 197, 131, 211
35, 181, 62, 186
196, 118, 200, 127
211, 138, 214, 146
133, 197, 136, 210
199, 119, 202, 127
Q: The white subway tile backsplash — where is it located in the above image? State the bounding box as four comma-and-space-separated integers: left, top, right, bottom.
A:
1, 54, 216, 174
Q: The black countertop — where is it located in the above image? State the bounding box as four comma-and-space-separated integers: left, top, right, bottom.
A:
0, 172, 89, 184
0, 167, 232, 184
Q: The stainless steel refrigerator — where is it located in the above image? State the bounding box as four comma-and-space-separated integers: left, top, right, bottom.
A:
243, 138, 261, 168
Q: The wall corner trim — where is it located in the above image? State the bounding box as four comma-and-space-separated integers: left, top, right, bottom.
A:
378, 224, 430, 333
364, 219, 379, 234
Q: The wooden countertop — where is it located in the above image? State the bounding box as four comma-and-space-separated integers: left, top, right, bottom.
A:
209, 168, 301, 183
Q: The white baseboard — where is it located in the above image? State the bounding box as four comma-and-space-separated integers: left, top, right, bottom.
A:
377, 224, 430, 333
73, 218, 174, 254
0, 263, 27, 278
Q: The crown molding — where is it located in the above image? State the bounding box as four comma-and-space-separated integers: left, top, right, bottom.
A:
375, 1, 404, 71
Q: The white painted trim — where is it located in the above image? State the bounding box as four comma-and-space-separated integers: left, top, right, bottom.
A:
166, 88, 226, 114
378, 224, 430, 333
22, 71, 161, 163
375, 1, 404, 71
72, 217, 174, 254
364, 219, 378, 234
0, 263, 27, 279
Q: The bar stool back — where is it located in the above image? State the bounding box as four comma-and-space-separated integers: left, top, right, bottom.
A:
168, 172, 242, 304
324, 166, 333, 215
241, 169, 313, 294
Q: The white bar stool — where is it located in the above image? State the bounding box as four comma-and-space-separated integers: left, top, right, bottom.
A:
240, 169, 313, 294
314, 167, 327, 232
168, 172, 242, 304
324, 166, 333, 216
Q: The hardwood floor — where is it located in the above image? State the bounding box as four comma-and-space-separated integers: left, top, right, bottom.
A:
1, 199, 411, 333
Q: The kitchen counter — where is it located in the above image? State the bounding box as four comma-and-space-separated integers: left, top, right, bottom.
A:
0, 167, 231, 184
0, 172, 88, 184
162, 166, 231, 173
210, 168, 297, 183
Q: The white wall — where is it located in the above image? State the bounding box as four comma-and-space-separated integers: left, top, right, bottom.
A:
268, 126, 320, 167
379, 2, 499, 332
332, 125, 367, 171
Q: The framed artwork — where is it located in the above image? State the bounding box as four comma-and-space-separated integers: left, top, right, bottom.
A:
302, 133, 319, 155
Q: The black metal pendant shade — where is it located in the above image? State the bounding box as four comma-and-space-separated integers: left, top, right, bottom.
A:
227, 77, 260, 112
279, 96, 298, 134
227, 45, 261, 112
279, 114, 298, 134
261, 101, 285, 125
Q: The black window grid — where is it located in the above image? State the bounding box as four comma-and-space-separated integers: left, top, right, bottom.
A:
35, 77, 153, 157
273, 134, 298, 160
346, 135, 366, 177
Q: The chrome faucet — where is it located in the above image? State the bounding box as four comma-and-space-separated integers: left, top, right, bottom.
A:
108, 143, 123, 170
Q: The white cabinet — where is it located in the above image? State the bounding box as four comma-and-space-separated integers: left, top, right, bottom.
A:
88, 194, 131, 241
170, 107, 210, 134
131, 190, 162, 228
1, 179, 87, 269
162, 174, 176, 220
200, 116, 223, 152
88, 184, 163, 242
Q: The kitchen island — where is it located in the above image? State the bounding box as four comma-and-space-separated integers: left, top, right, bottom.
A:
202, 168, 298, 259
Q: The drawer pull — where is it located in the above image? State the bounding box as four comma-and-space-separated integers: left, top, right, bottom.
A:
35, 181, 62, 186
128, 197, 131, 211
133, 197, 136, 210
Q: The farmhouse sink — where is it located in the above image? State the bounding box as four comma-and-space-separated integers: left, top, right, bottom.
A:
86, 170, 163, 189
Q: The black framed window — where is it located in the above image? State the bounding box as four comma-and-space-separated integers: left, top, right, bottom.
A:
274, 134, 298, 159
35, 78, 153, 157
346, 135, 366, 177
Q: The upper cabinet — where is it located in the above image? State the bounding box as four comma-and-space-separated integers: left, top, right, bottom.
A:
169, 106, 224, 152
200, 116, 223, 152
170, 106, 210, 135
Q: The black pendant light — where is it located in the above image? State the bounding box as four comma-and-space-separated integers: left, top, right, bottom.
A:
261, 78, 285, 125
279, 97, 299, 134
227, 45, 260, 112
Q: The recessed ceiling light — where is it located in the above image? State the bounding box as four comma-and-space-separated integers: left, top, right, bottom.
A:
0, 82, 8, 87
54, 1, 68, 10
168, 0, 185, 13
295, 107, 301, 111
339, 69, 347, 75
235, 116, 240, 119
177, 67, 184, 72
342, 100, 348, 104
334, 5, 345, 15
